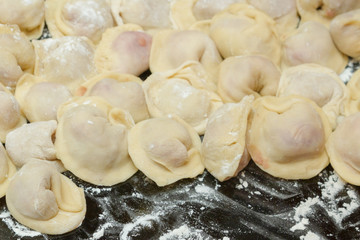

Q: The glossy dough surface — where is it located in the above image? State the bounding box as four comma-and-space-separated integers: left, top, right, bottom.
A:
128, 116, 204, 186
6, 160, 86, 234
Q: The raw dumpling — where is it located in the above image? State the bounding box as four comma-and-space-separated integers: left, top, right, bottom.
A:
15, 73, 73, 122
171, 0, 244, 30
277, 64, 348, 129
296, 0, 360, 26
6, 160, 86, 234
32, 36, 97, 94
110, 0, 174, 31
326, 112, 360, 185
330, 9, 360, 59
6, 120, 65, 171
0, 24, 35, 89
209, 3, 282, 65
282, 21, 348, 74
202, 95, 253, 181
76, 72, 149, 123
0, 144, 16, 198
143, 61, 223, 135
56, 96, 137, 186
150, 29, 222, 81
95, 24, 152, 76
217, 55, 281, 103
128, 116, 204, 186
45, 0, 114, 44
247, 96, 331, 179
0, 0, 45, 39
345, 69, 360, 115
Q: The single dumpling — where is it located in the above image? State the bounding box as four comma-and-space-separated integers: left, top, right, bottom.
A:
128, 116, 204, 186
111, 0, 174, 31
76, 72, 149, 123
6, 120, 65, 171
326, 112, 360, 186
247, 96, 332, 179
277, 64, 348, 129
329, 9, 360, 59
55, 96, 137, 186
6, 160, 86, 234
202, 95, 253, 181
217, 55, 281, 103
0, 24, 35, 90
15, 73, 73, 122
0, 0, 45, 39
95, 24, 152, 76
143, 61, 223, 135
296, 0, 360, 27
209, 3, 282, 65
345, 69, 360, 115
45, 0, 115, 44
282, 21, 348, 74
0, 144, 16, 198
149, 29, 222, 81
32, 36, 97, 94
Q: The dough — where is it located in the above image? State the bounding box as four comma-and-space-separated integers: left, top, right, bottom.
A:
282, 21, 348, 74
150, 29, 222, 81
345, 69, 360, 115
326, 112, 360, 185
6, 160, 86, 234
0, 24, 35, 90
209, 3, 282, 65
297, 0, 360, 27
143, 61, 223, 135
76, 72, 149, 123
330, 9, 360, 59
15, 73, 73, 122
217, 55, 281, 103
0, 0, 45, 39
0, 144, 16, 198
32, 36, 97, 94
55, 96, 137, 186
202, 95, 253, 181
247, 96, 331, 179
128, 116, 204, 186
6, 120, 65, 171
45, 0, 114, 44
277, 64, 348, 129
95, 24, 152, 76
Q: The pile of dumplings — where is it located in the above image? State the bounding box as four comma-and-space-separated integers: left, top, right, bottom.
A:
0, 0, 360, 235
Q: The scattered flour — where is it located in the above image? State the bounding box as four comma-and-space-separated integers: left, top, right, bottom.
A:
0, 210, 41, 238
300, 231, 321, 240
119, 213, 161, 239
236, 178, 249, 190
159, 225, 204, 240
92, 222, 113, 240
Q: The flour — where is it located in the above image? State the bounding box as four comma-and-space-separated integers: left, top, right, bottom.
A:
92, 222, 113, 240
0, 210, 41, 238
159, 225, 204, 240
300, 231, 321, 240
119, 213, 161, 239
236, 178, 248, 190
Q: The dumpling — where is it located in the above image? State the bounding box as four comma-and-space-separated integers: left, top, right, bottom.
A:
6, 160, 86, 234
326, 112, 360, 185
247, 96, 332, 179
345, 69, 360, 115
143, 61, 223, 135
217, 55, 281, 103
110, 0, 174, 31
0, 0, 45, 39
0, 24, 35, 90
45, 0, 115, 44
76, 72, 149, 123
0, 144, 16, 198
15, 73, 73, 122
6, 120, 65, 171
277, 64, 348, 129
149, 29, 222, 81
202, 95, 253, 181
32, 36, 97, 94
128, 116, 204, 186
209, 3, 282, 65
55, 96, 137, 186
330, 9, 360, 59
282, 21, 348, 74
95, 24, 152, 76
171, 0, 244, 30
296, 0, 360, 26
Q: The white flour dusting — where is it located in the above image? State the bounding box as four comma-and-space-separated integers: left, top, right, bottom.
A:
0, 210, 41, 238
119, 213, 161, 239
159, 225, 204, 240
236, 178, 248, 190
300, 231, 321, 240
